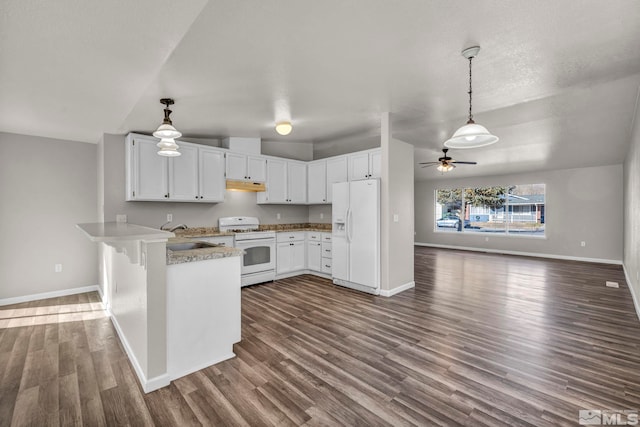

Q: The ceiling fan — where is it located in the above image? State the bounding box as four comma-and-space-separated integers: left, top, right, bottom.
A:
419, 148, 477, 172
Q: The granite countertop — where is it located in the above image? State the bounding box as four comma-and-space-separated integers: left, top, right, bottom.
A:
174, 223, 331, 238
166, 237, 244, 265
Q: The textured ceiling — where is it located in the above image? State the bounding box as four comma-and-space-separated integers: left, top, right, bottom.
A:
2, 0, 640, 179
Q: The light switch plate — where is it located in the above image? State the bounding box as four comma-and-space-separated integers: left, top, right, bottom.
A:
393, 214, 399, 222
116, 214, 127, 223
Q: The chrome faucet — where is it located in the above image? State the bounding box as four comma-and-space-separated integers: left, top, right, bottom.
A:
169, 224, 188, 232
160, 221, 172, 231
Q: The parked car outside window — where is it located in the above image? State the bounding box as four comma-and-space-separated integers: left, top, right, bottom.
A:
436, 214, 461, 228
436, 214, 471, 229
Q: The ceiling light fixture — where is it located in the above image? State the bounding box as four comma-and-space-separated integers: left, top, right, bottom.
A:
275, 121, 293, 136
436, 163, 455, 173
153, 98, 182, 157
444, 46, 499, 149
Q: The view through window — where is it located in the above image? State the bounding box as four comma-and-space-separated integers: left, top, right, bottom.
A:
435, 184, 545, 236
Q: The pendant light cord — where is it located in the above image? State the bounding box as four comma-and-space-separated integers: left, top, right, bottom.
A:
467, 56, 474, 123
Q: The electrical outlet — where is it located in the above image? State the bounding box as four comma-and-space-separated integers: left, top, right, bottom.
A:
167, 213, 173, 222
54, 264, 63, 273
581, 241, 586, 247
276, 213, 281, 220
116, 214, 127, 223
485, 237, 489, 242
393, 214, 399, 222
320, 213, 324, 219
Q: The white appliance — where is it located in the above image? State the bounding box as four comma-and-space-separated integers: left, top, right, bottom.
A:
332, 179, 380, 294
218, 216, 276, 286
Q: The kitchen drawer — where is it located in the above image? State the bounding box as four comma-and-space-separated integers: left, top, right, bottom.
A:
277, 231, 306, 243
197, 235, 234, 247
321, 242, 332, 258
322, 233, 332, 242
307, 232, 321, 241
321, 257, 332, 274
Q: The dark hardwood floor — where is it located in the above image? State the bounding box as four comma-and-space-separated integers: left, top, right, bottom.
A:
1, 246, 639, 426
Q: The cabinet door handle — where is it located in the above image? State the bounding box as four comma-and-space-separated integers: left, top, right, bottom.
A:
165, 194, 169, 198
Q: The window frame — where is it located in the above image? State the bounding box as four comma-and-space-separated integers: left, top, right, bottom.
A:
433, 183, 546, 239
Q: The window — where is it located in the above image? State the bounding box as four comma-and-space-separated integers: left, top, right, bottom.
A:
434, 184, 545, 237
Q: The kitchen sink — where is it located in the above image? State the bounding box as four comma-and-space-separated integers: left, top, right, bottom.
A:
167, 242, 220, 251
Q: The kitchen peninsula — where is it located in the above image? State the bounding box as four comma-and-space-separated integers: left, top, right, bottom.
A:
77, 222, 244, 393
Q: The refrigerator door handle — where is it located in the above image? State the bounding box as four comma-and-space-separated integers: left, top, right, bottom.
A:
347, 208, 353, 243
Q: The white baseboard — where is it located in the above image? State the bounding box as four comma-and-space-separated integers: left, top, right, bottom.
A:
275, 269, 332, 281
169, 351, 236, 381
415, 242, 623, 265
380, 281, 415, 297
109, 313, 170, 393
623, 264, 640, 323
0, 284, 101, 306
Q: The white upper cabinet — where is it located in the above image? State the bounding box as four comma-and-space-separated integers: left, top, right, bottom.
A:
307, 160, 327, 204
198, 147, 225, 202
169, 142, 199, 201
126, 134, 224, 203
247, 156, 267, 182
258, 158, 307, 204
287, 161, 307, 203
325, 156, 348, 202
307, 155, 349, 204
260, 158, 287, 203
225, 152, 266, 182
348, 148, 381, 180
127, 134, 169, 200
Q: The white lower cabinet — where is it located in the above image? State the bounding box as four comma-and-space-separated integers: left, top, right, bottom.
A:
307, 240, 322, 272
321, 233, 332, 275
276, 232, 306, 275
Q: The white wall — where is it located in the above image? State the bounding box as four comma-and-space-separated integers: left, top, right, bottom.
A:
380, 113, 415, 294
415, 164, 624, 263
102, 134, 310, 228
623, 90, 640, 303
313, 134, 380, 159
0, 132, 98, 301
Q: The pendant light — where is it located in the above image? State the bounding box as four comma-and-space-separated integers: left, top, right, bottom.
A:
153, 98, 182, 157
444, 46, 498, 149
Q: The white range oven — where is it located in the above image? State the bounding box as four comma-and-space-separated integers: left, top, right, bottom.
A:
219, 217, 276, 287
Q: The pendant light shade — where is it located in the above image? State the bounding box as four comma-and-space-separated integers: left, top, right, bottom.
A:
153, 98, 182, 156
444, 46, 498, 150
444, 122, 499, 149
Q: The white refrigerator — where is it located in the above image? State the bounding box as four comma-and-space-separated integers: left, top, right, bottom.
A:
332, 179, 380, 294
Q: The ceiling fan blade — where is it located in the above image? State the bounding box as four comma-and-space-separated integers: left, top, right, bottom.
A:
450, 161, 477, 165
418, 161, 439, 165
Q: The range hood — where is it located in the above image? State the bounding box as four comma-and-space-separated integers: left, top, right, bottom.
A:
226, 180, 266, 192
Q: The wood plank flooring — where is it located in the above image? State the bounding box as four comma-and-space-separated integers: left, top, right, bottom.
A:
2, 246, 640, 426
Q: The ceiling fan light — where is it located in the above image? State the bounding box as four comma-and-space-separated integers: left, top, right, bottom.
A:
444, 122, 499, 149
436, 163, 454, 172
275, 121, 293, 135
